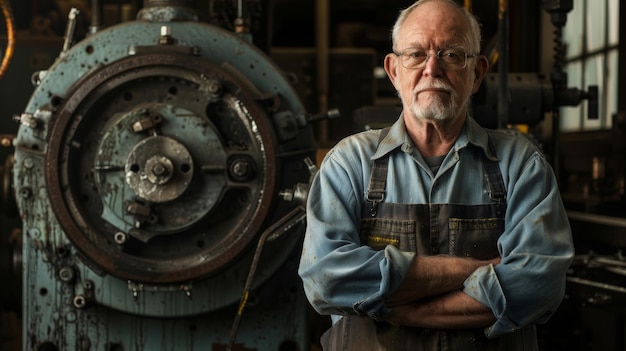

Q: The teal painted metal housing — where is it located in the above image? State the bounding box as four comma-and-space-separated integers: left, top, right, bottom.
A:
14, 4, 317, 351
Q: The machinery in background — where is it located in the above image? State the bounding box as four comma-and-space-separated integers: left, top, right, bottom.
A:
6, 0, 330, 350
1, 0, 625, 350
547, 109, 626, 351
482, 2, 626, 349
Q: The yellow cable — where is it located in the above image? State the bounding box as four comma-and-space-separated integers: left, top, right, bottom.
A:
464, 0, 472, 11
0, 0, 15, 80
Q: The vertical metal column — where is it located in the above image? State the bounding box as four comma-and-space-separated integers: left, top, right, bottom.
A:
315, 0, 330, 146
497, 0, 509, 129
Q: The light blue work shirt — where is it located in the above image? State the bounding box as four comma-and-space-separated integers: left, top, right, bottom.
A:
298, 115, 574, 338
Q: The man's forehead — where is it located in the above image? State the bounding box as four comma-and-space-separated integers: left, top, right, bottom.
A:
396, 28, 468, 49
397, 5, 469, 47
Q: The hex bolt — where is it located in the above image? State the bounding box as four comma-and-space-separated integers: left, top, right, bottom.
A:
231, 160, 250, 178
279, 189, 294, 202
132, 117, 156, 132
158, 25, 175, 45
151, 162, 167, 176
83, 280, 94, 290
19, 187, 32, 199
207, 81, 223, 96
28, 228, 41, 238
15, 113, 38, 128
23, 157, 34, 169
114, 232, 127, 245
73, 295, 87, 309
145, 155, 174, 184
127, 202, 151, 217
59, 267, 75, 283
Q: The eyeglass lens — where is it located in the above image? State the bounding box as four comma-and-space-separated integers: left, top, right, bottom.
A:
399, 49, 468, 69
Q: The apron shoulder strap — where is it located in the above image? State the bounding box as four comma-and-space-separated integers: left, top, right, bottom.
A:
365, 127, 391, 217
483, 138, 507, 204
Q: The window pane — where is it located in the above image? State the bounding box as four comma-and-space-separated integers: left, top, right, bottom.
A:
560, 0, 617, 133
586, 0, 606, 52
583, 55, 603, 130
608, 0, 620, 46
564, 0, 584, 58
606, 49, 618, 129
560, 61, 583, 132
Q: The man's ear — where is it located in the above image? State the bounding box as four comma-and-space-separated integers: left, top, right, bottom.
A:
471, 55, 490, 94
384, 53, 400, 90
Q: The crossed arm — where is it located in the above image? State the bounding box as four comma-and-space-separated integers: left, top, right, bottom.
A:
385, 255, 500, 329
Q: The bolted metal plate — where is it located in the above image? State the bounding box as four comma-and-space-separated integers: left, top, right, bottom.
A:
44, 52, 278, 284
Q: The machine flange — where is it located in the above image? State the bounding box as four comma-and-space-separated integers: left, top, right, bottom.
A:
44, 51, 278, 284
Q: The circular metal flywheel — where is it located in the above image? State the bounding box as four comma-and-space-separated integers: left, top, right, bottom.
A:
45, 52, 279, 284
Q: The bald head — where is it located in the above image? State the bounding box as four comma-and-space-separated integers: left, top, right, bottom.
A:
391, 0, 482, 55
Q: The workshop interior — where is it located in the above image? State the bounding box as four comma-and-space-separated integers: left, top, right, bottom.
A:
0, 0, 624, 350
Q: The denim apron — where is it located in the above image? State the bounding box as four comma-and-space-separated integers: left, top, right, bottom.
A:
320, 129, 538, 351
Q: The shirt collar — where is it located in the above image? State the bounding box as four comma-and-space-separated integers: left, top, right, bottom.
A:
457, 116, 499, 161
372, 114, 498, 161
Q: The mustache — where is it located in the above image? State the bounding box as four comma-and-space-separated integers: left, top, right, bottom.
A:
414, 81, 453, 94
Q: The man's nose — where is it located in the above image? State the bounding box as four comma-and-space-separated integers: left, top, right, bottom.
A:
422, 54, 443, 76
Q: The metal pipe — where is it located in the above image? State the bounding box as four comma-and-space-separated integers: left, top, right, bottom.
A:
315, 0, 330, 145
464, 0, 472, 11
89, 0, 103, 34
233, 0, 250, 37
62, 8, 80, 54
226, 207, 306, 351
497, 0, 509, 129
0, 0, 15, 80
567, 210, 626, 229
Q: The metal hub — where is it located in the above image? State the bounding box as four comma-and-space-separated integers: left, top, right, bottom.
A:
125, 136, 193, 202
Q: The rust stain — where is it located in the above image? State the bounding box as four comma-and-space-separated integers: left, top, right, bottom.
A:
534, 215, 545, 225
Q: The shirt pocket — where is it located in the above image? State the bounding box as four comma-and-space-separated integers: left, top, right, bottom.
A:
360, 218, 416, 251
449, 218, 503, 260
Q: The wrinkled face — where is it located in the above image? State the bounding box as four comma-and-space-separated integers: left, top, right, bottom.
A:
385, 1, 485, 123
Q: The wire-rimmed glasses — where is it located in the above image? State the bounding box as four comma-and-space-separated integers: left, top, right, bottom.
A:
394, 48, 478, 69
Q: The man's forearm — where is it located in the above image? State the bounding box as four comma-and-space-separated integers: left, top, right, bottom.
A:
386, 290, 496, 329
386, 255, 499, 306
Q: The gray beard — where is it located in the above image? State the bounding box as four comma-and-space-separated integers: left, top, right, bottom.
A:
409, 73, 476, 122
411, 94, 458, 121
410, 92, 472, 122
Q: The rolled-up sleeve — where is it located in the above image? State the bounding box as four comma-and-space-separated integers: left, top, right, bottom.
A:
463, 152, 574, 338
298, 148, 414, 320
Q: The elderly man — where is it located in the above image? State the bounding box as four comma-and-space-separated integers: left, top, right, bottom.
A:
298, 0, 574, 350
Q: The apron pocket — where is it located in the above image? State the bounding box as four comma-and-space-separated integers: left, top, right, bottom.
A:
449, 218, 503, 259
360, 218, 416, 251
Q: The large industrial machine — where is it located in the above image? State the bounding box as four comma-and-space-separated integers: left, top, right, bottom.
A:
5, 0, 325, 350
